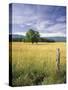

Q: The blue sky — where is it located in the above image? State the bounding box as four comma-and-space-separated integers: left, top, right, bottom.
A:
9, 3, 66, 37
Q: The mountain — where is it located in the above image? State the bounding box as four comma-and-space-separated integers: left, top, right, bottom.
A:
12, 34, 25, 38
45, 37, 66, 42
9, 34, 25, 42
9, 34, 66, 42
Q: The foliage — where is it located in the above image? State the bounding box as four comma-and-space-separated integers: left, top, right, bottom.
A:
26, 29, 40, 43
40, 37, 55, 42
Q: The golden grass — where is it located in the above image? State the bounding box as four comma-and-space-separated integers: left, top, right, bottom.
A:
10, 42, 66, 86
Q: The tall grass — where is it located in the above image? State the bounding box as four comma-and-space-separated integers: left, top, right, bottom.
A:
10, 42, 66, 86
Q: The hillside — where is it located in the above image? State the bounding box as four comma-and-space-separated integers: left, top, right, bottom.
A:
9, 34, 66, 42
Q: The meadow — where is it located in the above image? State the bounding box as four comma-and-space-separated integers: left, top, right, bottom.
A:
10, 42, 66, 86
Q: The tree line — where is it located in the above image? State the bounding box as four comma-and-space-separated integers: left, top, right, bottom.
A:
9, 29, 55, 43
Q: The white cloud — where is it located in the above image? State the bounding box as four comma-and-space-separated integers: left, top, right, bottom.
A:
12, 15, 66, 37
12, 32, 26, 36
34, 20, 53, 31
33, 19, 66, 37
46, 23, 66, 33
40, 32, 66, 37
56, 16, 66, 22
12, 16, 24, 24
12, 19, 66, 37
12, 5, 66, 37
12, 31, 65, 37
12, 14, 41, 25
11, 4, 66, 38
26, 23, 32, 26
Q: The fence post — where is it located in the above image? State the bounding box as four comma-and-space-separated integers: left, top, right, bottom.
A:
56, 48, 60, 72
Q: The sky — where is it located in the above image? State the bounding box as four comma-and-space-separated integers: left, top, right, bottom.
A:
9, 3, 66, 37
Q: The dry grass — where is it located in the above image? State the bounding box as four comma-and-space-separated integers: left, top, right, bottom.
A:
10, 42, 66, 86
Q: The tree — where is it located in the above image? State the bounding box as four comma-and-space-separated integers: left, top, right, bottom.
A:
26, 29, 40, 44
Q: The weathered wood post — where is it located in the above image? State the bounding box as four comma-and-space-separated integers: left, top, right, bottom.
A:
56, 48, 60, 72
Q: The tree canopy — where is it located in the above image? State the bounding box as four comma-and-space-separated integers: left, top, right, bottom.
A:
25, 29, 40, 43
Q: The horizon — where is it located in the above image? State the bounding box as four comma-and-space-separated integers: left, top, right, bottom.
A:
9, 32, 66, 37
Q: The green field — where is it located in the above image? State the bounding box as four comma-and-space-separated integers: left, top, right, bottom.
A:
10, 42, 66, 86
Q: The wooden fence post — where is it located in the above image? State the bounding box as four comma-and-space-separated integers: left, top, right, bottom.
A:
56, 48, 60, 72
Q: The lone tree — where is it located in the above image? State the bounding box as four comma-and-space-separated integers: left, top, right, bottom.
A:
26, 29, 40, 44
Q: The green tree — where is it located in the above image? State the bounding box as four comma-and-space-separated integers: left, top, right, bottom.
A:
26, 29, 40, 44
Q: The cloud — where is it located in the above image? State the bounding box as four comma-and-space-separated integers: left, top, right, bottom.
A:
12, 14, 41, 25
56, 16, 66, 22
32, 19, 66, 36
46, 23, 66, 34
10, 4, 66, 37
34, 20, 54, 31
40, 32, 66, 37
12, 31, 66, 37
12, 32, 26, 36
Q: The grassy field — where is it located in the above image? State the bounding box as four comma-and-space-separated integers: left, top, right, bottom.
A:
10, 42, 66, 86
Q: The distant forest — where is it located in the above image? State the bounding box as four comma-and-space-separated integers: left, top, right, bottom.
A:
9, 34, 66, 42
